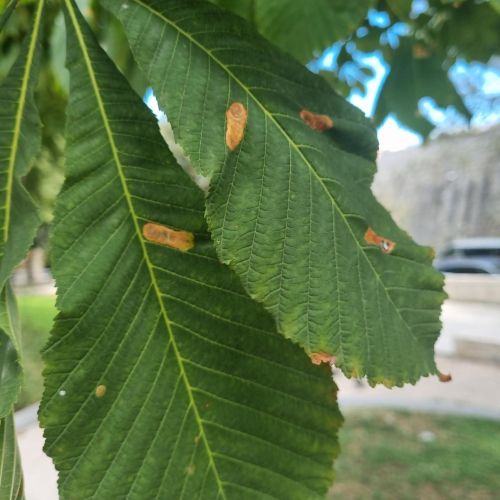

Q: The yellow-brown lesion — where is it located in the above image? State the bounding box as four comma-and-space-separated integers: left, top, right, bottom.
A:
299, 109, 334, 131
310, 352, 336, 365
225, 102, 248, 151
142, 222, 194, 251
95, 384, 107, 398
364, 227, 396, 254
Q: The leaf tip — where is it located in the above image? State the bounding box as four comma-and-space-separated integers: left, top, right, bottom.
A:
438, 372, 452, 383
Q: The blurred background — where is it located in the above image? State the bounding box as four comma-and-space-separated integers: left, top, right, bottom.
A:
2, 0, 499, 498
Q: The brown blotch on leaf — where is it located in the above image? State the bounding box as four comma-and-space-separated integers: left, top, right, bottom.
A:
185, 464, 195, 476
300, 109, 334, 131
413, 43, 431, 59
143, 222, 194, 252
95, 385, 106, 398
225, 102, 247, 151
310, 352, 336, 366
438, 372, 452, 383
364, 227, 396, 254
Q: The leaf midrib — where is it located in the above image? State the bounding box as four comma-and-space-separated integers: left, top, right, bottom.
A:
3, 0, 43, 242
64, 2, 226, 497
131, 0, 423, 349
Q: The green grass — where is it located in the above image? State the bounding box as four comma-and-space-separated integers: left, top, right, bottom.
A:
16, 294, 56, 409
330, 410, 500, 499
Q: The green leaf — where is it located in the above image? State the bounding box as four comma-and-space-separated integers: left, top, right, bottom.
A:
386, 0, 412, 20
490, 0, 500, 14
0, 413, 24, 500
434, 1, 500, 63
0, 284, 22, 418
40, 2, 342, 498
0, 0, 42, 290
374, 39, 471, 137
0, 5, 43, 495
104, 0, 446, 386
0, 0, 18, 32
0, 287, 24, 499
0, 0, 43, 424
211, 0, 374, 63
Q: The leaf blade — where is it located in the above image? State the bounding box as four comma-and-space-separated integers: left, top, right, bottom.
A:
40, 3, 342, 498
104, 0, 446, 386
0, 413, 24, 500
0, 0, 17, 33
0, 285, 22, 418
0, 0, 43, 290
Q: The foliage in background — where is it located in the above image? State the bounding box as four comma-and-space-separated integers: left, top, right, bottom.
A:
331, 0, 499, 135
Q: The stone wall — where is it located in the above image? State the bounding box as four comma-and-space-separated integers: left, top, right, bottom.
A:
373, 125, 500, 250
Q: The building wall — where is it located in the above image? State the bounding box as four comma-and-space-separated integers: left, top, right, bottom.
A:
373, 125, 500, 250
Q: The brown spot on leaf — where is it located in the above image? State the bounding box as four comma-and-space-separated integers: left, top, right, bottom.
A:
413, 44, 431, 59
310, 352, 336, 365
95, 385, 106, 398
143, 223, 194, 251
185, 464, 195, 476
438, 372, 452, 383
225, 102, 247, 150
300, 109, 334, 131
364, 227, 396, 254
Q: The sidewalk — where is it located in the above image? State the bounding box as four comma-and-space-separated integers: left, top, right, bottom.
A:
16, 410, 58, 500
437, 301, 500, 362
